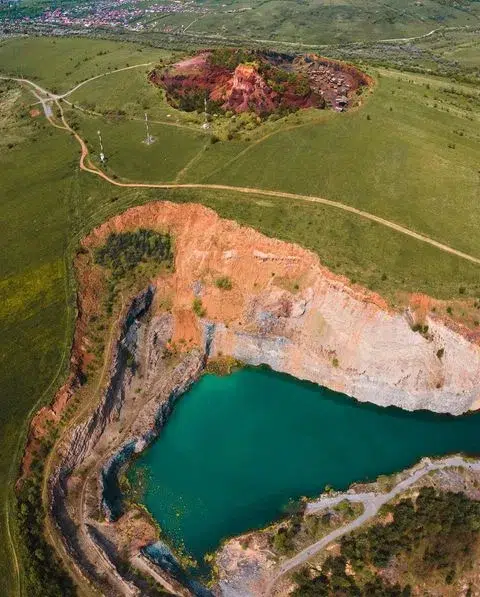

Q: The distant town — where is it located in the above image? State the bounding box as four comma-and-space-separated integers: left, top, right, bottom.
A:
0, 0, 210, 34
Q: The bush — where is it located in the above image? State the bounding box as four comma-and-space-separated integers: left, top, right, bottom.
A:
95, 229, 173, 311
192, 297, 206, 317
17, 453, 76, 596
215, 276, 232, 290
95, 229, 172, 278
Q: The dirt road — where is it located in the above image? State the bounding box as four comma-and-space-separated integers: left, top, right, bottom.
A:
3, 74, 480, 266
266, 455, 480, 595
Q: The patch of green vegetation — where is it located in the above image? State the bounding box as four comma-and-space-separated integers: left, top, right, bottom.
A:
73, 110, 207, 183
293, 487, 480, 595
214, 276, 232, 290
16, 442, 76, 597
144, 0, 480, 46
272, 500, 363, 557
95, 229, 172, 277
192, 297, 206, 317
205, 355, 242, 375
95, 228, 173, 312
208, 48, 256, 70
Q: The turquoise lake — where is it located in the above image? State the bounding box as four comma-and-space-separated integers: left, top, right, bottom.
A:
127, 367, 480, 566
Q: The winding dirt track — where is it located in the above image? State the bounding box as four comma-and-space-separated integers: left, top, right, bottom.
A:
3, 74, 480, 266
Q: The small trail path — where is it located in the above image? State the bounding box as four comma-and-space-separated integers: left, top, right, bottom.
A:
266, 455, 480, 595
0, 63, 154, 102
56, 62, 154, 99
174, 24, 461, 50
3, 73, 480, 267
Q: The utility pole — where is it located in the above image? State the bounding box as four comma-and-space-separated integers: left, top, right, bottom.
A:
97, 129, 106, 163
143, 112, 154, 145
202, 95, 210, 130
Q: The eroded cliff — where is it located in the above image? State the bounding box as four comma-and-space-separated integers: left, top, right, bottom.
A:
85, 201, 480, 415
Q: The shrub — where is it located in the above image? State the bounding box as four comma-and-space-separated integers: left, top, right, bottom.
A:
192, 297, 206, 317
295, 487, 480, 595
17, 453, 76, 597
215, 276, 233, 290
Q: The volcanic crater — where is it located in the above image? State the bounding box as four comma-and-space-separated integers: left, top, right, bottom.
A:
149, 48, 371, 117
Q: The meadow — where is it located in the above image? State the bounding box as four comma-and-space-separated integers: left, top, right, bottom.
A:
75, 112, 208, 182
0, 36, 176, 92
66, 62, 480, 286
143, 0, 480, 45
195, 70, 480, 259
0, 35, 479, 596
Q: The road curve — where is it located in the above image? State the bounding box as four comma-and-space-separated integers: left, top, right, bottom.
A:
4, 75, 480, 268
266, 455, 480, 595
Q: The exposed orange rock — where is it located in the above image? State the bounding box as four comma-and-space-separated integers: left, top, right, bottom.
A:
150, 49, 369, 115
83, 202, 480, 414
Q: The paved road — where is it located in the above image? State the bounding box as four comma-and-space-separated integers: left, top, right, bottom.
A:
266, 456, 480, 595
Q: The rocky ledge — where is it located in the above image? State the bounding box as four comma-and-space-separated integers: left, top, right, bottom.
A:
150, 49, 371, 115
85, 201, 480, 415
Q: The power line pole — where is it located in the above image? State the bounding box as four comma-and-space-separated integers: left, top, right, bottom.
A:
143, 112, 154, 145
202, 95, 210, 130
97, 129, 106, 163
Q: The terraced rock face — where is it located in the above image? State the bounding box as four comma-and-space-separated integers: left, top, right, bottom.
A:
149, 49, 369, 116
84, 201, 480, 415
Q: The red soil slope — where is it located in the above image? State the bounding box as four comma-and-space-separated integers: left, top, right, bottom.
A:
149, 49, 368, 116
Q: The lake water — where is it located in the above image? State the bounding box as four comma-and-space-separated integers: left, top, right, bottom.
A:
127, 367, 480, 566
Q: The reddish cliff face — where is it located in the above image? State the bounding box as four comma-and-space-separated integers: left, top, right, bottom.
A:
150, 49, 328, 116
212, 64, 278, 113
150, 49, 371, 116
83, 202, 480, 415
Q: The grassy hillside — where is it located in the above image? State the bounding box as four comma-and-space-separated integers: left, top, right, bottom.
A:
66, 60, 480, 281
195, 69, 480, 258
74, 112, 208, 183
0, 36, 176, 92
0, 89, 77, 597
141, 0, 480, 45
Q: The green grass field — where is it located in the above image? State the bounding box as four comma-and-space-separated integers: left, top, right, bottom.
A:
0, 36, 176, 93
0, 35, 479, 596
195, 70, 480, 259
76, 112, 208, 182
66, 62, 480, 277
142, 0, 480, 45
